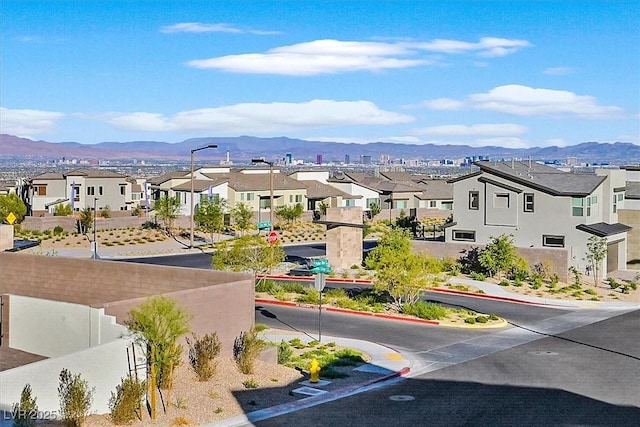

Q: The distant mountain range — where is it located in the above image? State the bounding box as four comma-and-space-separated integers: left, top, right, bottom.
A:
1, 134, 639, 164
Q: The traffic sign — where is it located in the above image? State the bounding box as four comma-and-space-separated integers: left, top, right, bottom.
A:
6, 212, 17, 225
314, 272, 326, 291
311, 258, 331, 274
267, 231, 278, 245
257, 221, 271, 230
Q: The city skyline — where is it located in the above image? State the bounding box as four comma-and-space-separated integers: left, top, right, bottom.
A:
1, 1, 638, 148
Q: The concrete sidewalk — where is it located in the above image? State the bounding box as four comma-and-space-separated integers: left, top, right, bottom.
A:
207, 331, 411, 427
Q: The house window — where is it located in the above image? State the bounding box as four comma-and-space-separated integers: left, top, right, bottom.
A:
543, 235, 565, 248
394, 200, 408, 209
441, 201, 453, 210
87, 186, 95, 196
429, 200, 437, 208
452, 230, 476, 242
613, 192, 623, 213
586, 197, 592, 216
246, 193, 254, 201
524, 193, 534, 212
240, 193, 244, 201
494, 193, 510, 209
366, 198, 378, 209
469, 191, 479, 210
289, 195, 293, 203
295, 194, 303, 203
120, 185, 126, 195
35, 185, 47, 196
345, 199, 356, 207
259, 198, 270, 209
99, 186, 103, 196
572, 197, 584, 216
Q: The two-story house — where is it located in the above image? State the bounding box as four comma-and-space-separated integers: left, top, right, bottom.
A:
445, 160, 631, 275
28, 169, 133, 215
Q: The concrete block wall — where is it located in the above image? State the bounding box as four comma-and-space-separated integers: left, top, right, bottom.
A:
0, 224, 12, 251
412, 240, 569, 281
0, 253, 254, 357
325, 207, 363, 270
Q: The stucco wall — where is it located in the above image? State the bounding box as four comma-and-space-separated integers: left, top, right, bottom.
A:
619, 209, 640, 263
0, 224, 12, 251
412, 240, 569, 281
8, 295, 125, 357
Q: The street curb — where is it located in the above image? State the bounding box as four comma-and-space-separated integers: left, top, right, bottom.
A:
255, 298, 440, 325
428, 287, 571, 307
242, 366, 411, 424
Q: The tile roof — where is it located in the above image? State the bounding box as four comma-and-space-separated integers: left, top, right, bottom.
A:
228, 171, 307, 192
173, 178, 230, 192
147, 171, 190, 185
31, 172, 65, 180
303, 180, 360, 199
414, 180, 453, 200
474, 160, 606, 196
64, 168, 128, 178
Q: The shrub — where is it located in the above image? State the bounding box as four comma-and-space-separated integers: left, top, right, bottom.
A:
277, 340, 293, 364
402, 301, 448, 320
58, 369, 94, 427
475, 316, 488, 323
12, 384, 38, 427
281, 283, 306, 294
296, 289, 319, 304
108, 376, 146, 425
489, 313, 499, 321
288, 338, 306, 349
584, 288, 598, 296
242, 379, 259, 389
187, 332, 222, 381
233, 327, 265, 374
53, 225, 64, 235
255, 280, 275, 293
465, 317, 476, 324
469, 272, 486, 281
324, 288, 347, 299
498, 280, 511, 287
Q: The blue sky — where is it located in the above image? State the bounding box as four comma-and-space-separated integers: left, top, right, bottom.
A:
1, 0, 638, 148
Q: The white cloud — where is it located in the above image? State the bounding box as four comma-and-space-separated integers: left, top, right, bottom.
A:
0, 107, 65, 136
188, 40, 428, 75
412, 123, 528, 137
105, 100, 414, 134
543, 67, 576, 75
186, 37, 530, 75
160, 22, 280, 35
411, 37, 531, 57
544, 138, 568, 147
422, 85, 623, 118
408, 98, 464, 110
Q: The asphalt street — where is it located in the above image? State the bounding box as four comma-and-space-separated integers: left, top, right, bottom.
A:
253, 308, 640, 427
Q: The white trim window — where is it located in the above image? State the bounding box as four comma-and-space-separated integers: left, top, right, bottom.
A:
572, 197, 584, 216
543, 235, 565, 248
524, 193, 534, 212
452, 230, 476, 242
469, 191, 479, 210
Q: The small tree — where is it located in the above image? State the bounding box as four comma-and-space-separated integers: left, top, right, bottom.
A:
317, 201, 328, 216
54, 203, 73, 216
479, 234, 517, 279
368, 202, 381, 219
12, 384, 38, 427
274, 203, 304, 228
77, 207, 93, 235
231, 202, 253, 236
99, 205, 111, 219
125, 296, 191, 419
212, 234, 285, 285
194, 197, 227, 243
154, 195, 180, 234
58, 369, 94, 427
365, 228, 430, 309
0, 193, 27, 223
585, 236, 607, 287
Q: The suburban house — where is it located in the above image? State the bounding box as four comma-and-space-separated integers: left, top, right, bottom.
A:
445, 160, 632, 275
289, 170, 361, 211
379, 171, 453, 211
27, 169, 134, 216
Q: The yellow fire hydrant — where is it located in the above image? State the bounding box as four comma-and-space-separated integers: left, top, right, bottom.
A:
309, 359, 320, 383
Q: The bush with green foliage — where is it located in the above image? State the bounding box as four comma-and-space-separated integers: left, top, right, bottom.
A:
402, 301, 448, 320
233, 327, 265, 374
54, 203, 73, 217
12, 384, 38, 427
108, 376, 146, 425
187, 332, 222, 381
277, 340, 294, 364
58, 369, 94, 427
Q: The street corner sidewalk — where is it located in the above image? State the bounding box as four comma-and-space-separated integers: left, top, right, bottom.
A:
210, 331, 411, 427
262, 330, 412, 378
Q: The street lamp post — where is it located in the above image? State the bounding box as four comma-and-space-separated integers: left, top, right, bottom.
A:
251, 158, 274, 231
92, 197, 99, 260
190, 144, 218, 248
